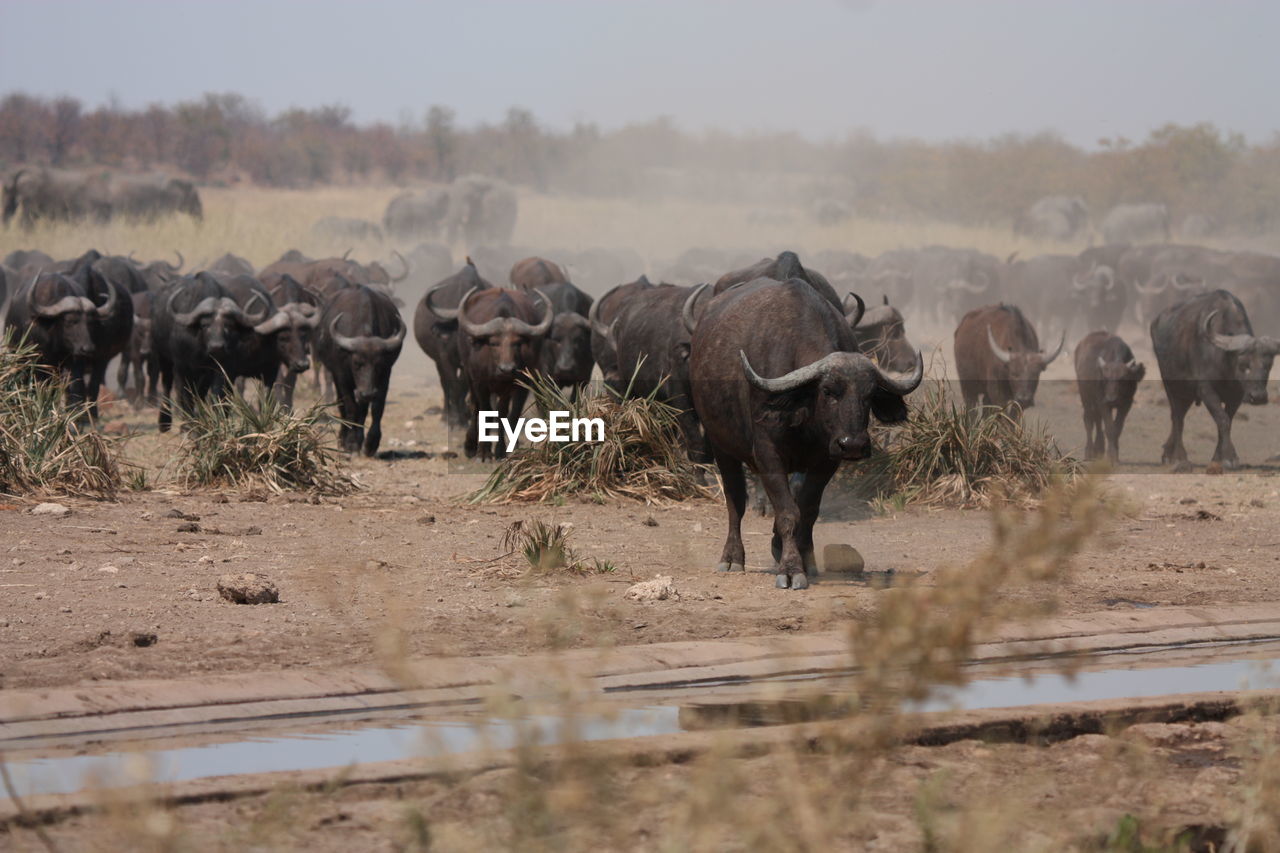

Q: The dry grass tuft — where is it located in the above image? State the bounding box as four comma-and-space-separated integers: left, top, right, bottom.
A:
174, 389, 356, 495
499, 519, 616, 576
469, 371, 714, 505
854, 379, 1080, 508
0, 342, 121, 499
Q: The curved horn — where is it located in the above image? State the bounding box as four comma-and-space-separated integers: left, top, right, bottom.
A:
681, 283, 709, 334
424, 279, 460, 322
1040, 331, 1065, 365
171, 249, 184, 271
329, 313, 361, 351
375, 313, 406, 351
986, 326, 1013, 364
1072, 270, 1091, 291
843, 291, 866, 328
1132, 276, 1168, 295
168, 291, 218, 326
1100, 267, 1116, 290
948, 277, 988, 293
740, 350, 838, 393
341, 248, 353, 262
1171, 273, 1201, 291
1202, 310, 1256, 352
94, 279, 118, 317
564, 312, 592, 330
242, 291, 270, 321
872, 349, 924, 396
457, 288, 506, 338
253, 310, 292, 335
127, 250, 137, 262
589, 284, 620, 337
26, 276, 86, 318
389, 250, 409, 282
508, 290, 554, 337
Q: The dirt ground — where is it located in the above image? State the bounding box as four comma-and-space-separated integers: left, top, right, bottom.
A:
3, 332, 1280, 694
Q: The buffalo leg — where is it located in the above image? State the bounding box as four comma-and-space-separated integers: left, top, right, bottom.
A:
1200, 382, 1239, 468
1161, 389, 1193, 465
144, 355, 160, 408
86, 359, 107, 423
157, 360, 175, 432
793, 464, 836, 577
1107, 402, 1131, 465
712, 450, 748, 573
753, 442, 807, 590
116, 352, 133, 406
465, 386, 490, 459
363, 371, 390, 457
274, 371, 298, 410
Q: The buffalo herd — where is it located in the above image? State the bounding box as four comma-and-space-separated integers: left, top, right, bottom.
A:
3, 233, 1280, 590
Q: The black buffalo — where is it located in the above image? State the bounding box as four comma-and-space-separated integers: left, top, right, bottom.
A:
689, 278, 922, 590
1151, 289, 1278, 470
414, 259, 495, 428
589, 275, 655, 389
315, 285, 405, 456
954, 304, 1063, 411
1074, 331, 1145, 463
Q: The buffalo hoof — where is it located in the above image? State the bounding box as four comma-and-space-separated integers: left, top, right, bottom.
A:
789, 573, 809, 591
716, 561, 745, 573
775, 573, 791, 589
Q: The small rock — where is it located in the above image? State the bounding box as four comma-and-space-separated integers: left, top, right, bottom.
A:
99, 565, 119, 574
30, 503, 70, 517
823, 544, 865, 574
240, 525, 263, 536
1250, 498, 1265, 508
165, 509, 199, 521
1179, 497, 1197, 505
365, 559, 388, 571
176, 522, 201, 533
57, 548, 72, 555
34, 591, 47, 600
417, 515, 436, 525
213, 494, 229, 504
130, 631, 158, 647
197, 555, 214, 565
625, 575, 680, 602
217, 572, 279, 605
642, 516, 658, 527
60, 606, 72, 614
139, 511, 153, 521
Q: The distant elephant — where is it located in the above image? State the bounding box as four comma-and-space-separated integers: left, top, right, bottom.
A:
444, 175, 518, 248
383, 187, 450, 242
311, 216, 384, 245
106, 174, 203, 222
1015, 195, 1091, 241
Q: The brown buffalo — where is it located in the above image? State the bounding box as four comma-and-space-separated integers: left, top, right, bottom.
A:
509, 256, 569, 289
455, 287, 553, 459
954, 303, 1063, 411
589, 275, 656, 389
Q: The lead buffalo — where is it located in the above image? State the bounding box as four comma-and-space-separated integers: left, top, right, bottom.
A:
414, 260, 495, 427
1151, 289, 1278, 470
690, 278, 922, 590
954, 304, 1063, 411
315, 285, 405, 456
1074, 331, 1145, 463
454, 287, 553, 459
509, 258, 594, 399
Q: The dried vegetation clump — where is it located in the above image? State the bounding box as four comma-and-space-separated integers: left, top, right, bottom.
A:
469, 372, 714, 505
174, 390, 356, 495
854, 378, 1080, 508
0, 343, 120, 498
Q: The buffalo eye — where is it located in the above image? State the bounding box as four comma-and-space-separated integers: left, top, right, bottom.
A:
822, 385, 843, 400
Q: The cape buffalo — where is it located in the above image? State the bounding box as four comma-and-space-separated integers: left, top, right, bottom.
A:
690, 278, 922, 590
529, 279, 593, 400
208, 252, 256, 278
118, 290, 158, 407
454, 287, 552, 459
413, 259, 495, 427
849, 295, 916, 374
510, 256, 569, 289
954, 304, 1063, 411
589, 275, 656, 389
1101, 203, 1171, 245
315, 285, 405, 456
216, 274, 310, 398
4, 272, 117, 411
263, 274, 322, 407
1151, 289, 1278, 470
152, 273, 264, 431
714, 250, 841, 309
60, 252, 135, 419
1074, 332, 1145, 463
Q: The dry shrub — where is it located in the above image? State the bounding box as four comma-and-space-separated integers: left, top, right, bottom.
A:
854, 378, 1079, 508
0, 342, 120, 498
175, 389, 355, 495
469, 371, 713, 505
498, 519, 615, 576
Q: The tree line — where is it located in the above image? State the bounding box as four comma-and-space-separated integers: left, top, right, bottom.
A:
2, 91, 1278, 233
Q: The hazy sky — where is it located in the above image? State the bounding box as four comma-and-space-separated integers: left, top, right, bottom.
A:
2, 0, 1276, 147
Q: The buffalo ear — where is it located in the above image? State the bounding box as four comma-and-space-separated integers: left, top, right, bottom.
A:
870, 389, 909, 425
675, 342, 691, 362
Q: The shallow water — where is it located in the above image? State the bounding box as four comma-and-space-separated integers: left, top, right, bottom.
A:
4, 647, 1276, 799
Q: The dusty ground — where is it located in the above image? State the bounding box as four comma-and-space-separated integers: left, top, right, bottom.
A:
3, 338, 1280, 692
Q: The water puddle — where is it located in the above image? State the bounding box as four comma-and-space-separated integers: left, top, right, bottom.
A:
3, 646, 1276, 800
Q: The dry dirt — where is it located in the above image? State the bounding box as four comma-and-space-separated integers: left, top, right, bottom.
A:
3, 335, 1280, 693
